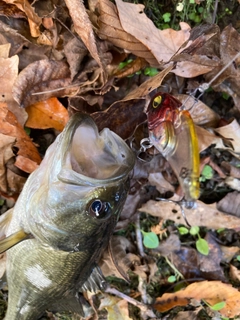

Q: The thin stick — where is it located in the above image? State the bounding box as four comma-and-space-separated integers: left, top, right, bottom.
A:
105, 286, 156, 318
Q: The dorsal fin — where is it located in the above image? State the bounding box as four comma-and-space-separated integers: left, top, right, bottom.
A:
0, 230, 29, 254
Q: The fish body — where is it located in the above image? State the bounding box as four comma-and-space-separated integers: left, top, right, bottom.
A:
1, 113, 135, 319
147, 92, 200, 205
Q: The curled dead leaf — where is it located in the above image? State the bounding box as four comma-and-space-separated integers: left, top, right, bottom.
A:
153, 280, 240, 317
12, 59, 75, 108
65, 0, 103, 71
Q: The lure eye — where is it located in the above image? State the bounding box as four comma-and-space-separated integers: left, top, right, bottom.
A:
152, 95, 162, 108
88, 199, 110, 219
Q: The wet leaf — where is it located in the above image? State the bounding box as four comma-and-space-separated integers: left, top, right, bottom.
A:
12, 59, 76, 108
25, 98, 69, 131
153, 280, 240, 317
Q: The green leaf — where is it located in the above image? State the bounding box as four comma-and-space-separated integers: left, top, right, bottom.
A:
236, 255, 240, 262
143, 67, 158, 77
190, 226, 199, 236
196, 238, 209, 255
178, 227, 189, 235
162, 12, 171, 23
24, 127, 31, 136
168, 275, 176, 283
217, 228, 225, 233
210, 301, 226, 311
201, 165, 213, 180
141, 231, 159, 249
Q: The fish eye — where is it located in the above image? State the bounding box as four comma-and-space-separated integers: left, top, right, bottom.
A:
152, 95, 162, 108
88, 199, 110, 219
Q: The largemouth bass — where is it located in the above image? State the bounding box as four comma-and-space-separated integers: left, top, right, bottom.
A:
0, 113, 135, 319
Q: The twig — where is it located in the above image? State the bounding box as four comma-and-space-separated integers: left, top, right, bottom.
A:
135, 212, 146, 258
105, 286, 156, 318
212, 0, 219, 24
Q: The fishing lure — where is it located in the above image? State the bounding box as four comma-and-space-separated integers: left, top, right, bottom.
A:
145, 92, 200, 207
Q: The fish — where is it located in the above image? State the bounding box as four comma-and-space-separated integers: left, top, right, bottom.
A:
0, 113, 135, 319
146, 92, 200, 206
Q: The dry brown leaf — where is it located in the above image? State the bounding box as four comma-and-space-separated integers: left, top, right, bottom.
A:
220, 246, 240, 263
174, 94, 220, 127
139, 199, 240, 230
123, 65, 173, 101
0, 102, 41, 173
3, 0, 42, 37
115, 0, 190, 64
148, 172, 175, 194
195, 126, 226, 153
12, 59, 76, 108
65, 0, 103, 70
99, 294, 133, 320
217, 191, 240, 217
153, 280, 240, 317
0, 53, 28, 126
97, 0, 158, 66
25, 98, 69, 131
214, 119, 240, 153
229, 264, 240, 282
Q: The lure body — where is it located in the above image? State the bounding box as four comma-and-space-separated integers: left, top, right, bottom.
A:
147, 93, 200, 204
0, 113, 135, 319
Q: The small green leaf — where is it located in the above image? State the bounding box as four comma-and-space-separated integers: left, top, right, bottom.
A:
24, 127, 31, 136
141, 231, 159, 249
201, 165, 213, 180
162, 12, 171, 23
190, 226, 199, 236
144, 67, 158, 77
210, 301, 226, 311
168, 275, 176, 283
178, 227, 189, 235
217, 228, 225, 233
236, 255, 240, 262
196, 238, 209, 255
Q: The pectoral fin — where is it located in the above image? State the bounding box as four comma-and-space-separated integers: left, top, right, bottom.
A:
0, 229, 29, 254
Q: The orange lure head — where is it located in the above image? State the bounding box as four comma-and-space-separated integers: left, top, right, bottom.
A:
146, 93, 200, 205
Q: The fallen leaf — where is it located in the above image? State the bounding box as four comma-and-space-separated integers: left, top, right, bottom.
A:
214, 119, 240, 153
217, 191, 240, 217
0, 53, 28, 126
25, 97, 69, 131
12, 59, 76, 108
99, 294, 133, 320
229, 264, 240, 282
3, 0, 42, 37
148, 172, 175, 194
153, 280, 240, 317
220, 246, 240, 263
174, 94, 220, 127
92, 99, 147, 139
97, 0, 158, 66
0, 102, 41, 173
198, 233, 226, 281
65, 0, 103, 71
139, 199, 240, 230
115, 0, 190, 64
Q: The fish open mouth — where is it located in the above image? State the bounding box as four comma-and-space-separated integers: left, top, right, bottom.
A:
59, 113, 135, 183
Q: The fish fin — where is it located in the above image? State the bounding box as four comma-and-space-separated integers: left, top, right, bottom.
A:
0, 229, 29, 254
0, 208, 13, 238
80, 264, 107, 293
51, 292, 92, 318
